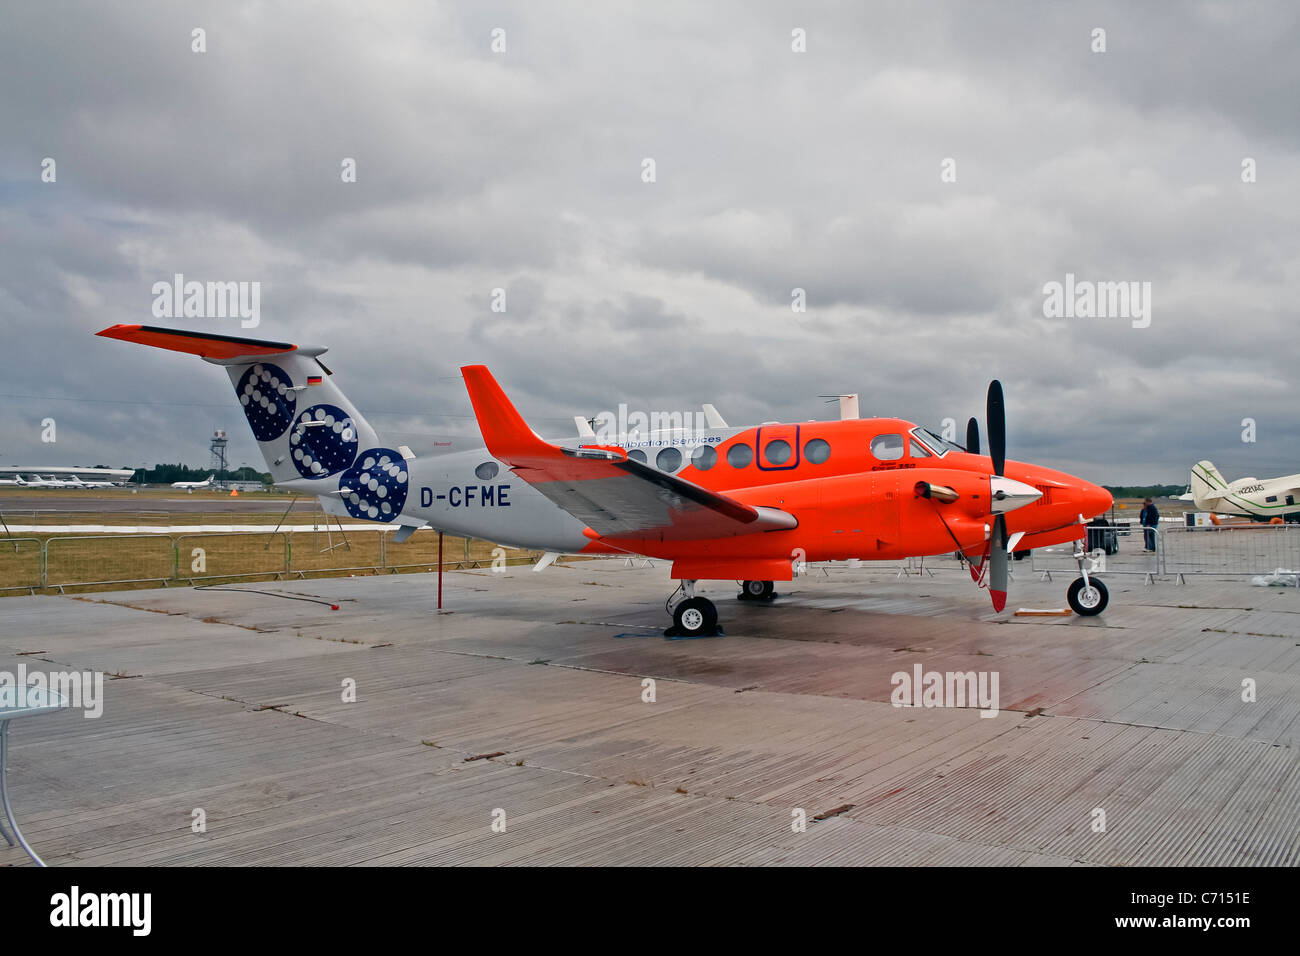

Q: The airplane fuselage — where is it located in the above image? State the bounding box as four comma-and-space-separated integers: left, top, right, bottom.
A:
311, 417, 1108, 571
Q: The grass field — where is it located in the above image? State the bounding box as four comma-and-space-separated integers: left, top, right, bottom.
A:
0, 516, 534, 597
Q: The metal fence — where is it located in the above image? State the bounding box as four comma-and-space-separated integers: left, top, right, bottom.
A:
1029, 521, 1161, 581
1160, 523, 1300, 581
0, 538, 44, 592
0, 530, 532, 594
1029, 523, 1300, 584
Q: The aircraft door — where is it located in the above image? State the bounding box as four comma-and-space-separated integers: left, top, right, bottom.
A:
871, 471, 900, 552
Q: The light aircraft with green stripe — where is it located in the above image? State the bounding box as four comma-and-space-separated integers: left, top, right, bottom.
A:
1190, 460, 1300, 523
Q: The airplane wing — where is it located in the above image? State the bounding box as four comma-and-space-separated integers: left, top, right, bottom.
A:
461, 366, 797, 543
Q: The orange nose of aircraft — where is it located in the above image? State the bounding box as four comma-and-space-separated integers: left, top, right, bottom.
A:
1078, 478, 1113, 518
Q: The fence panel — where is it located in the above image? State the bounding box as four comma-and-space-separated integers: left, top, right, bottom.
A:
1028, 522, 1159, 578
0, 538, 44, 592
1161, 524, 1300, 577
174, 532, 288, 582
381, 529, 450, 571
44, 534, 175, 589
287, 528, 387, 576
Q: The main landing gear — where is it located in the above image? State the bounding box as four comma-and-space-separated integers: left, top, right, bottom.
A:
738, 579, 776, 601
1067, 544, 1109, 616
663, 579, 780, 636
665, 580, 721, 638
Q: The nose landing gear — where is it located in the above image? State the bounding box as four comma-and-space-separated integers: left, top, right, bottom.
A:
1067, 544, 1109, 616
665, 580, 721, 637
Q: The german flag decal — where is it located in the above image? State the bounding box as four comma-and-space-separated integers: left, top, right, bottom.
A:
307, 375, 323, 385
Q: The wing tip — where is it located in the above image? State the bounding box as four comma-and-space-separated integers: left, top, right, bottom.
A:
96, 323, 141, 340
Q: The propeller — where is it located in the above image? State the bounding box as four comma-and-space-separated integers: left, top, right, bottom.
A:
965, 417, 980, 455
986, 380, 1008, 612
987, 380, 1005, 478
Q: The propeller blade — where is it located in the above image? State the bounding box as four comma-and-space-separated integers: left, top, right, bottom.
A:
987, 380, 1005, 477
989, 514, 1008, 611
965, 417, 980, 455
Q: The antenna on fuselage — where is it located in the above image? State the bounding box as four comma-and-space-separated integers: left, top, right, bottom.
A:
819, 394, 860, 420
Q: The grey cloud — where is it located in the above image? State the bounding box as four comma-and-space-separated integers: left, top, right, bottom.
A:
0, 0, 1296, 483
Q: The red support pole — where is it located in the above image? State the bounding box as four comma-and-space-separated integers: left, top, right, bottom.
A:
437, 531, 443, 610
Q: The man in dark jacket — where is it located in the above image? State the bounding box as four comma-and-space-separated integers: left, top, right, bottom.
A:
1139, 498, 1159, 551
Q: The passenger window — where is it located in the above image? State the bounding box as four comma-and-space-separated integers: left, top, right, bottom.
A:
764, 439, 792, 466
656, 447, 682, 472
726, 443, 753, 468
691, 446, 717, 471
628, 449, 647, 464
475, 461, 499, 480
909, 440, 932, 458
871, 434, 904, 461
804, 438, 831, 464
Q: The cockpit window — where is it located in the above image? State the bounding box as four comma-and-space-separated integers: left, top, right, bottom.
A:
870, 433, 904, 461
912, 427, 963, 457
909, 439, 931, 458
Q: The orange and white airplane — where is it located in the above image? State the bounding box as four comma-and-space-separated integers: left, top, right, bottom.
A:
98, 324, 1114, 634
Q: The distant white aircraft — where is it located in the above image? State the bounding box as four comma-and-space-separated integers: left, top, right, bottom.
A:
0, 466, 134, 488
1190, 460, 1300, 523
70, 476, 118, 489
171, 474, 215, 491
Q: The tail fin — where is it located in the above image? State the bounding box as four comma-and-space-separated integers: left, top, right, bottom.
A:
96, 325, 384, 487
1190, 460, 1227, 510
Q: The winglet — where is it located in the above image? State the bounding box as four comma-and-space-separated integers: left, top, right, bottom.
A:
461, 365, 551, 461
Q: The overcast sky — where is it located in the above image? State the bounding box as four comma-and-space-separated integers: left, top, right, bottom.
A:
1, 1, 1296, 485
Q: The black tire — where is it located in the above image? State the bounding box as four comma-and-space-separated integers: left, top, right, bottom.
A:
741, 579, 775, 600
1067, 576, 1108, 616
673, 597, 718, 636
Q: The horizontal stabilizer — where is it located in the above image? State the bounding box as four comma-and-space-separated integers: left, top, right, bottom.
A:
96, 325, 304, 363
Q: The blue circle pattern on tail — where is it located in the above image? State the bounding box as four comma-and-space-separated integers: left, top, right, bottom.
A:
339, 449, 409, 522
238, 363, 297, 441
289, 404, 359, 478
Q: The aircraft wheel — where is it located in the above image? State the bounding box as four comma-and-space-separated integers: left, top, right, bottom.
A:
1067, 577, 1108, 616
740, 579, 775, 601
673, 597, 718, 636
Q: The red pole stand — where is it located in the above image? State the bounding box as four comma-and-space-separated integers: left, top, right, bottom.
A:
437, 531, 443, 610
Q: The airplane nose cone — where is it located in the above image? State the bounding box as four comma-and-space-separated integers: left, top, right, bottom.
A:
1083, 481, 1112, 518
